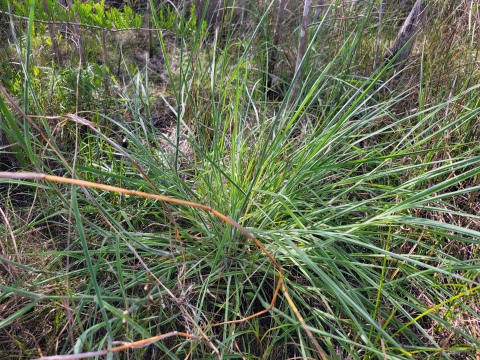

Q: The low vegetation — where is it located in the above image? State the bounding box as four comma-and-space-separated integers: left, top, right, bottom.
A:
0, 1, 479, 359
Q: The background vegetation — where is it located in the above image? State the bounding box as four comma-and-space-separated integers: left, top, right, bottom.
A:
0, 0, 479, 359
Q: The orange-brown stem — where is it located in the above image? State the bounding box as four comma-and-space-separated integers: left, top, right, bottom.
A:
0, 171, 327, 359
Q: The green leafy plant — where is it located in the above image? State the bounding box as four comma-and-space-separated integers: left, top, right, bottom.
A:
0, 1, 479, 359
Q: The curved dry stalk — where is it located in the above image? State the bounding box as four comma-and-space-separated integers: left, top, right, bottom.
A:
0, 88, 219, 357
0, 172, 327, 359
32, 331, 197, 360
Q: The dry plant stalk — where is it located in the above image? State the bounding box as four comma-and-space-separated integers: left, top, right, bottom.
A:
0, 81, 326, 358
0, 171, 327, 359
40, 0, 62, 64
292, 0, 313, 100
267, 0, 287, 95
31, 332, 197, 360
385, 0, 428, 68
64, 0, 86, 65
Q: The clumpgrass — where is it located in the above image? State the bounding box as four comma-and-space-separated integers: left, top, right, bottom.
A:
1, 1, 480, 359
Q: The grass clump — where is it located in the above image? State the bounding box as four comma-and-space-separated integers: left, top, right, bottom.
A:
1, 1, 480, 359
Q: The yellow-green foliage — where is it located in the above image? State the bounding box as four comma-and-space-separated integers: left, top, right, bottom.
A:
1, 0, 142, 30
72, 0, 142, 29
